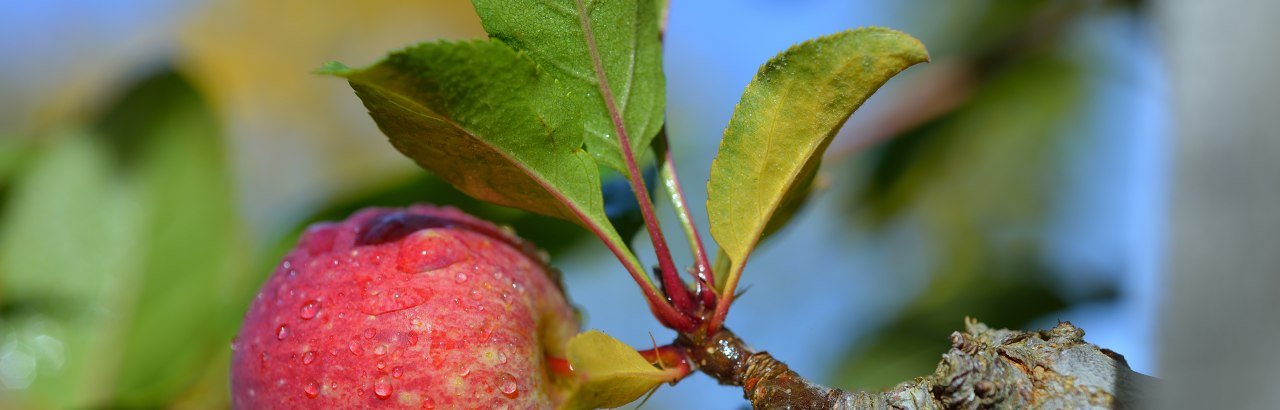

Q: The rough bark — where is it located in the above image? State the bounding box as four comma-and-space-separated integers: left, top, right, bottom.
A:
678, 319, 1155, 409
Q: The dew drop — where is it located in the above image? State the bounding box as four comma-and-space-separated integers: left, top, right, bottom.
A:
299, 300, 320, 320
499, 373, 520, 399
498, 352, 508, 364
376, 361, 386, 370
302, 351, 316, 365
304, 380, 320, 398
392, 366, 404, 378
455, 272, 468, 283
348, 341, 364, 356
374, 378, 393, 400
469, 289, 482, 300
276, 325, 289, 340
374, 345, 387, 356
229, 338, 239, 351
363, 328, 377, 339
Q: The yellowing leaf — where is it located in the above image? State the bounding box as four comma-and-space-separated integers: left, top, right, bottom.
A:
706, 28, 928, 296
561, 330, 680, 410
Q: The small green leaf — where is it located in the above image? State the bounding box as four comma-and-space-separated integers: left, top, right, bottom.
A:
471, 0, 666, 174
706, 27, 928, 293
561, 330, 680, 410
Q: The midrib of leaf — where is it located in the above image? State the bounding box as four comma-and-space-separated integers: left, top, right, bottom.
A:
741, 74, 799, 257
573, 0, 698, 317
574, 0, 633, 157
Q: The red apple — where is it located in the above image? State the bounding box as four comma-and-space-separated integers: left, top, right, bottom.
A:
230, 205, 579, 409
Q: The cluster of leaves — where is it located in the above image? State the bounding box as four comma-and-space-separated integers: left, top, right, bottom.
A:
325, 0, 925, 406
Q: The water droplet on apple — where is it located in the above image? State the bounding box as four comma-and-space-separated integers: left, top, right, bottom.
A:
348, 341, 363, 356
304, 380, 320, 398
299, 300, 320, 320
455, 272, 468, 283
374, 345, 387, 356
376, 361, 386, 370
374, 378, 393, 400
392, 366, 404, 378
302, 351, 316, 365
499, 373, 520, 399
276, 325, 289, 340
364, 328, 377, 339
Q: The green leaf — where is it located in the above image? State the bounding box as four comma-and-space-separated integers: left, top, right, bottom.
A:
0, 132, 148, 409
706, 27, 928, 293
328, 41, 612, 226
561, 330, 680, 410
327, 40, 652, 289
471, 0, 666, 174
97, 72, 250, 406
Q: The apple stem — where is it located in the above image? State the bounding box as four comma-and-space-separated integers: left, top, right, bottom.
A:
639, 344, 693, 378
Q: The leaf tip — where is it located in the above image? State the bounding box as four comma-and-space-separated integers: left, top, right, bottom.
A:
315, 61, 354, 77
860, 26, 931, 65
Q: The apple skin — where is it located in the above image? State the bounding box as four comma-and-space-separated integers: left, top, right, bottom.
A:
230, 205, 579, 409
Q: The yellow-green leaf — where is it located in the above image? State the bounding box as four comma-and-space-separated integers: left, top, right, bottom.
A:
561, 330, 680, 410
706, 27, 928, 294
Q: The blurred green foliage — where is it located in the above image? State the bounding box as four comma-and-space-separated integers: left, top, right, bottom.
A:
0, 71, 250, 408
829, 0, 1128, 389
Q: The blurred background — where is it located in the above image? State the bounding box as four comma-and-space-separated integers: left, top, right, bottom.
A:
0, 0, 1275, 408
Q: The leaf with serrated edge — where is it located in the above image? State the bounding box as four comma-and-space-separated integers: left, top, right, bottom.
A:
471, 0, 665, 174
561, 330, 680, 410
707, 28, 928, 295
